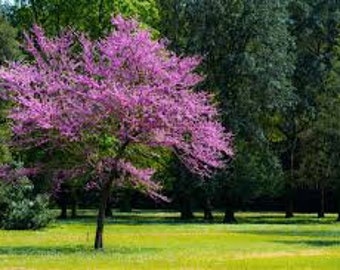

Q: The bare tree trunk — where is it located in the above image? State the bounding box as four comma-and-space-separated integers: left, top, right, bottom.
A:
59, 203, 67, 219
119, 189, 132, 212
94, 140, 129, 250
223, 193, 236, 223
94, 179, 112, 250
285, 187, 294, 218
105, 197, 113, 218
223, 208, 236, 223
318, 186, 325, 218
203, 198, 213, 221
71, 202, 77, 218
180, 196, 194, 220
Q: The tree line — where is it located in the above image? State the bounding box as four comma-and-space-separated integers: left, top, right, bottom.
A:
1, 0, 340, 224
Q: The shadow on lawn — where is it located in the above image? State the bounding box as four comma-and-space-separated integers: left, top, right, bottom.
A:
276, 239, 340, 247
236, 229, 340, 238
57, 212, 339, 226
0, 245, 160, 256
236, 215, 338, 225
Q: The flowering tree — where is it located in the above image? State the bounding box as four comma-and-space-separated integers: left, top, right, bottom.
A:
0, 16, 232, 249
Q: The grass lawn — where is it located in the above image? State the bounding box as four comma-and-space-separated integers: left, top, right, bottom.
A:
0, 211, 339, 269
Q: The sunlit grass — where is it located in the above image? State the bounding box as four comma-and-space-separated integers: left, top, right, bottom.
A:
0, 211, 339, 269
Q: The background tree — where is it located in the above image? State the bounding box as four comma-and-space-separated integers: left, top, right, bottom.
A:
9, 0, 159, 37
281, 0, 340, 217
157, 0, 294, 222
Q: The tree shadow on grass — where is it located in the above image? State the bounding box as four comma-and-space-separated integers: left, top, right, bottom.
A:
235, 229, 340, 238
53, 210, 340, 226
0, 245, 160, 256
237, 215, 338, 225
275, 239, 340, 247
57, 213, 219, 226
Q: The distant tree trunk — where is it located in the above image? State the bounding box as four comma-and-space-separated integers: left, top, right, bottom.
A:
71, 190, 77, 218
223, 194, 236, 223
337, 186, 340, 222
285, 196, 294, 218
71, 202, 77, 218
105, 197, 113, 217
119, 189, 132, 212
59, 203, 67, 219
318, 186, 325, 218
203, 198, 213, 221
223, 208, 236, 223
180, 196, 194, 219
177, 162, 194, 220
285, 135, 297, 218
94, 178, 112, 250
285, 184, 294, 218
58, 184, 69, 219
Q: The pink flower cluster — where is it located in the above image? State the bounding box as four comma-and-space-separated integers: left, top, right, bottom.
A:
0, 16, 232, 195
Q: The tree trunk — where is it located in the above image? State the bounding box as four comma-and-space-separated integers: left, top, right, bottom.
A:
285, 136, 297, 218
223, 194, 236, 223
203, 198, 213, 221
94, 141, 128, 249
94, 180, 112, 250
59, 203, 67, 219
318, 186, 325, 218
285, 197, 294, 218
223, 208, 236, 223
105, 196, 113, 218
285, 184, 294, 218
71, 202, 77, 218
180, 197, 194, 220
337, 189, 340, 222
119, 189, 132, 212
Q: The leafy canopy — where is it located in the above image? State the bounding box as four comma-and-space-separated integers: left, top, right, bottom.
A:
0, 16, 232, 197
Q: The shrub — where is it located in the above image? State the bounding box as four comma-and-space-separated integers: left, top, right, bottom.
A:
0, 177, 53, 230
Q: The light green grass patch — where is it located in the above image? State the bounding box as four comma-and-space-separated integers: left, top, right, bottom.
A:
0, 211, 339, 269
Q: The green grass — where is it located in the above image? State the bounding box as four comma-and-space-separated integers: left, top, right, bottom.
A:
0, 211, 340, 269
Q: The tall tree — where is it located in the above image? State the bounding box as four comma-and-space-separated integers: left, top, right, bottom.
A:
158, 0, 294, 222
281, 0, 340, 217
0, 17, 232, 249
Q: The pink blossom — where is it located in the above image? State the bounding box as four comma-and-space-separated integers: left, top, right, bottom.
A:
0, 16, 233, 197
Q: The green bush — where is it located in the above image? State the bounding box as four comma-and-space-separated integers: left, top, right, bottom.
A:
0, 178, 53, 230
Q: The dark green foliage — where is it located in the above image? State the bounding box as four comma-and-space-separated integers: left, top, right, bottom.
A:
9, 0, 159, 38
157, 0, 294, 217
0, 16, 19, 64
0, 178, 53, 230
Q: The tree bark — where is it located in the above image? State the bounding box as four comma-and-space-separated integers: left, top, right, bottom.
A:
203, 198, 213, 221
285, 184, 294, 218
94, 179, 112, 250
105, 200, 113, 218
71, 202, 77, 218
180, 197, 194, 220
119, 189, 132, 212
59, 203, 67, 219
223, 193, 236, 223
223, 208, 236, 223
318, 186, 325, 218
94, 140, 129, 249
